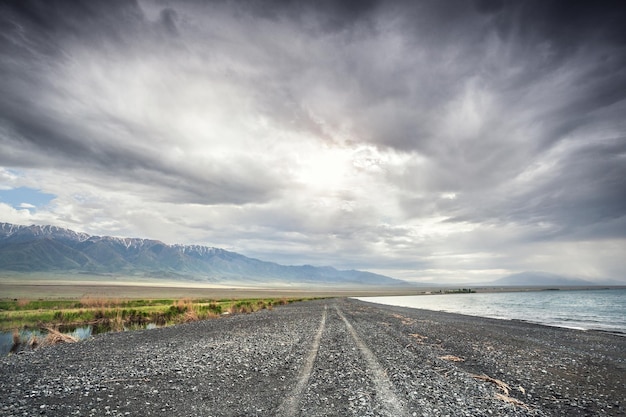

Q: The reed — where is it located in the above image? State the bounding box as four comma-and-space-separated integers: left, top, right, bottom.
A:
1, 297, 310, 333
43, 327, 78, 345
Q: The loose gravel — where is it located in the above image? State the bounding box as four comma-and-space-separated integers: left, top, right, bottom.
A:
1, 298, 624, 416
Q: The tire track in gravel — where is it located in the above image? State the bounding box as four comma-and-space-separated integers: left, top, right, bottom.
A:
276, 305, 328, 417
335, 306, 408, 417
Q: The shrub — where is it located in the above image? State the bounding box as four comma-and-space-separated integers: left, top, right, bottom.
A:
183, 308, 199, 322
207, 302, 222, 314
16, 299, 30, 308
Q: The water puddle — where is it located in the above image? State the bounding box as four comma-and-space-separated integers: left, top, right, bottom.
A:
1, 323, 159, 355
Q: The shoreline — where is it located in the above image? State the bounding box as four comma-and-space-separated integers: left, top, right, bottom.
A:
509, 318, 626, 337
351, 298, 626, 416
356, 287, 626, 335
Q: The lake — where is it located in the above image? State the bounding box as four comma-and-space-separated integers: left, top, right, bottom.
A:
358, 288, 626, 334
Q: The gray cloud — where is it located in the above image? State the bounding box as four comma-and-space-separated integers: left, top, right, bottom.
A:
1, 0, 293, 204
0, 0, 625, 282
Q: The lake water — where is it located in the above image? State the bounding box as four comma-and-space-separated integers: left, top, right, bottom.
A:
357, 288, 626, 334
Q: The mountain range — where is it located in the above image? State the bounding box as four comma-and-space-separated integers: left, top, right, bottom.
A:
0, 222, 408, 286
1, 222, 613, 288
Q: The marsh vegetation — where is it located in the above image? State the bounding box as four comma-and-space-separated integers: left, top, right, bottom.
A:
0, 296, 308, 354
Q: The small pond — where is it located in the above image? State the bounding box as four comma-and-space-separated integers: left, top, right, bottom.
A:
1, 323, 162, 355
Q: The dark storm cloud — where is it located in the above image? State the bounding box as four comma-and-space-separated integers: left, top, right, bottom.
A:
436, 132, 626, 240
241, 0, 380, 31
0, 0, 146, 55
158, 8, 179, 36
490, 0, 626, 46
481, 0, 626, 148
355, 0, 626, 243
0, 0, 625, 280
510, 139, 626, 240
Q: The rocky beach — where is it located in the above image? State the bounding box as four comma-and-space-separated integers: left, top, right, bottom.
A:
1, 298, 624, 416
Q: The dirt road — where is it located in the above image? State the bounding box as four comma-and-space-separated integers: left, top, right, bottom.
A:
1, 298, 624, 416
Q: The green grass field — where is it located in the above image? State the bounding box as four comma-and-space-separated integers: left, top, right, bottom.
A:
0, 296, 307, 333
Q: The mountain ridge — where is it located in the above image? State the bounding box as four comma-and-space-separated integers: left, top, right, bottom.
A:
0, 222, 409, 286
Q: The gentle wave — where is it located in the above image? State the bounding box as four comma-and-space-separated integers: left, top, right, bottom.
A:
357, 288, 626, 334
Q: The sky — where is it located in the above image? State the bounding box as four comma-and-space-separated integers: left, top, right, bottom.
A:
1, 0, 625, 284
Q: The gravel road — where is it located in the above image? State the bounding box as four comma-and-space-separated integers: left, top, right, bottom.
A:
1, 298, 624, 416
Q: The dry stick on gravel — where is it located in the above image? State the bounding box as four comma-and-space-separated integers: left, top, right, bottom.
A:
471, 374, 531, 408
495, 393, 529, 409
470, 374, 511, 395
392, 314, 414, 325
409, 333, 428, 344
439, 355, 465, 362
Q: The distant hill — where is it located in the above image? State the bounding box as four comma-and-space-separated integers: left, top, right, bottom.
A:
0, 222, 409, 286
491, 271, 594, 287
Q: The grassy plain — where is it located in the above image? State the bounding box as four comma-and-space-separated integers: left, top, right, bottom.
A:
0, 296, 298, 332
0, 277, 425, 333
0, 272, 432, 335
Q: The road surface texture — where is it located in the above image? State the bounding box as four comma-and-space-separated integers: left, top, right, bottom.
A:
1, 298, 624, 416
